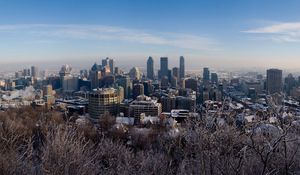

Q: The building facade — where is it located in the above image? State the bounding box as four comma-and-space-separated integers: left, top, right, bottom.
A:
88, 88, 120, 119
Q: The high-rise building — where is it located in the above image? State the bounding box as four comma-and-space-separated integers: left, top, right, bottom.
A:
211, 73, 218, 84
129, 67, 141, 80
203, 67, 210, 82
31, 66, 39, 78
284, 73, 297, 95
61, 76, 79, 92
132, 83, 144, 99
185, 78, 198, 91
59, 65, 78, 92
266, 69, 283, 94
172, 67, 180, 79
161, 76, 169, 89
109, 59, 115, 74
89, 63, 102, 89
159, 57, 169, 79
143, 81, 153, 96
116, 86, 124, 102
161, 96, 176, 112
15, 71, 23, 79
100, 75, 115, 88
179, 56, 185, 79
59, 64, 71, 77
88, 88, 120, 120
176, 96, 196, 112
147, 56, 154, 80
170, 76, 178, 88
114, 67, 120, 75
23, 69, 31, 77
102, 57, 114, 74
116, 76, 131, 99
102, 58, 108, 67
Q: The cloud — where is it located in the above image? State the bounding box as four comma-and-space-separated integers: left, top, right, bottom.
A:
0, 24, 217, 51
244, 22, 300, 42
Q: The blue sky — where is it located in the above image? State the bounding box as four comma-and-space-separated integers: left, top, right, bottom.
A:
1, 0, 300, 70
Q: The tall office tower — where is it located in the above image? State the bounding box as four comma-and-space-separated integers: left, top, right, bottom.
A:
108, 58, 115, 74
147, 56, 154, 80
203, 67, 210, 82
132, 83, 144, 99
80, 69, 88, 79
59, 64, 78, 92
59, 64, 71, 89
15, 71, 23, 78
266, 68, 283, 94
161, 76, 169, 89
159, 57, 169, 79
88, 88, 120, 120
170, 76, 178, 88
102, 57, 108, 67
129, 67, 141, 80
179, 56, 185, 79
143, 81, 153, 96
100, 75, 115, 87
90, 63, 102, 89
102, 57, 114, 74
116, 76, 132, 99
185, 78, 198, 91
114, 67, 120, 75
211, 73, 219, 84
23, 69, 30, 77
284, 74, 297, 95
31, 66, 39, 78
172, 67, 180, 79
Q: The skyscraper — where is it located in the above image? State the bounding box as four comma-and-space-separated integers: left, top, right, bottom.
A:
90, 63, 102, 89
147, 56, 154, 80
102, 58, 108, 67
116, 76, 131, 99
59, 64, 78, 92
109, 58, 115, 74
159, 57, 169, 79
179, 56, 185, 79
211, 73, 218, 84
102, 57, 114, 74
172, 67, 180, 79
31, 66, 39, 78
185, 78, 198, 91
132, 83, 144, 99
129, 67, 141, 80
284, 73, 297, 95
203, 67, 210, 82
266, 69, 283, 94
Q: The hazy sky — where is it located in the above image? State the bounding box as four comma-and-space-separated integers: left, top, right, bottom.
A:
1, 0, 300, 70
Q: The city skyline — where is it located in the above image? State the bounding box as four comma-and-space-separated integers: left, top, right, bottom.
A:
0, 1, 300, 70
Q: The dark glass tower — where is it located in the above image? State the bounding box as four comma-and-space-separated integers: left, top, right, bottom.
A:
179, 56, 185, 79
147, 56, 154, 80
267, 68, 282, 94
159, 57, 169, 79
203, 67, 210, 82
